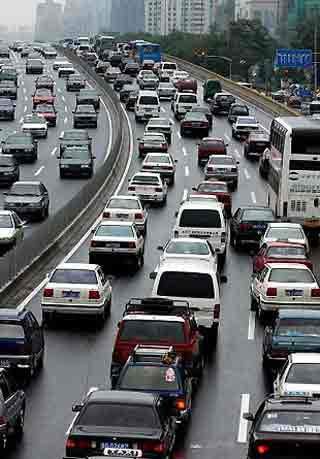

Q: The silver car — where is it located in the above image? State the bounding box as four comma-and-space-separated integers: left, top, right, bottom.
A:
157, 82, 176, 100
204, 155, 239, 190
0, 210, 24, 248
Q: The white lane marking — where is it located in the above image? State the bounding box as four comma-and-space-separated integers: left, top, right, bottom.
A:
185, 165, 190, 177
177, 131, 181, 139
23, 87, 26, 94
244, 168, 250, 180
51, 147, 57, 156
64, 106, 68, 113
24, 106, 27, 113
34, 165, 44, 176
170, 118, 174, 124
234, 148, 241, 159
250, 191, 257, 204
64, 116, 68, 124
57, 88, 61, 93
161, 106, 166, 113
66, 413, 79, 436
248, 311, 256, 340
182, 147, 187, 156
225, 134, 231, 142
101, 98, 113, 163
24, 96, 28, 102
183, 188, 188, 201
237, 394, 250, 443
60, 131, 64, 138
62, 95, 65, 102
21, 80, 24, 87
19, 117, 23, 124
18, 89, 133, 309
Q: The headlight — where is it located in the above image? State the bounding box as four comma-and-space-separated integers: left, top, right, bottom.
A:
61, 165, 69, 168
29, 202, 41, 207
81, 165, 90, 168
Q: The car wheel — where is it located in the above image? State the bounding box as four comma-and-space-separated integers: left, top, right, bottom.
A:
14, 406, 25, 438
45, 205, 49, 217
169, 176, 175, 186
231, 233, 239, 250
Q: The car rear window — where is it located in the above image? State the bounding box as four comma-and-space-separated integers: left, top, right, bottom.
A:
95, 225, 134, 238
120, 320, 186, 344
157, 271, 214, 298
119, 365, 180, 391
108, 199, 139, 210
0, 215, 13, 228
139, 96, 158, 105
198, 183, 227, 193
209, 156, 234, 165
179, 209, 222, 228
179, 94, 197, 104
132, 175, 160, 185
286, 363, 320, 385
277, 318, 320, 337
258, 411, 320, 433
50, 269, 97, 284
269, 268, 314, 283
242, 209, 274, 221
267, 246, 306, 258
166, 240, 209, 255
0, 323, 24, 339
231, 106, 249, 115
163, 64, 176, 70
146, 155, 170, 164
266, 227, 304, 240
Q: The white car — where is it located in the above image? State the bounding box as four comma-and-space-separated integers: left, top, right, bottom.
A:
22, 114, 48, 138
137, 70, 154, 86
231, 116, 260, 139
58, 63, 75, 78
157, 237, 218, 271
53, 59, 69, 71
170, 70, 189, 86
89, 221, 145, 270
102, 195, 148, 235
0, 210, 24, 248
139, 73, 159, 90
104, 66, 121, 82
171, 92, 198, 120
251, 262, 320, 320
274, 353, 320, 396
128, 172, 168, 206
41, 263, 112, 326
157, 82, 176, 100
260, 222, 309, 254
141, 153, 176, 185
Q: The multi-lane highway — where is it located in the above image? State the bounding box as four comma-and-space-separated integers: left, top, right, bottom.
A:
1, 52, 111, 237
6, 70, 320, 459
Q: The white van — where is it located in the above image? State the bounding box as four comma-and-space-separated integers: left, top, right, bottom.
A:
171, 92, 198, 119
135, 90, 160, 122
159, 62, 178, 78
173, 200, 227, 267
150, 258, 226, 340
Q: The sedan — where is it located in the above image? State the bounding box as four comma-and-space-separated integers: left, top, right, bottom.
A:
197, 137, 228, 165
104, 66, 121, 82
250, 263, 320, 321
4, 180, 49, 220
0, 210, 24, 249
35, 75, 55, 90
73, 104, 97, 129
0, 80, 17, 100
0, 154, 19, 186
113, 74, 132, 92
231, 116, 260, 140
32, 88, 55, 107
261, 222, 309, 253
22, 114, 48, 138
138, 133, 168, 157
119, 84, 135, 102
141, 153, 176, 185
204, 155, 239, 190
66, 74, 86, 91
190, 105, 213, 128
102, 195, 148, 235
180, 111, 209, 137
0, 98, 15, 120
139, 74, 159, 90
2, 132, 38, 162
145, 117, 173, 144
34, 103, 57, 127
157, 82, 176, 100
192, 180, 232, 218
128, 172, 168, 206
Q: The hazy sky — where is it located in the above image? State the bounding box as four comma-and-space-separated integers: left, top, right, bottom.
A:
2, 0, 65, 27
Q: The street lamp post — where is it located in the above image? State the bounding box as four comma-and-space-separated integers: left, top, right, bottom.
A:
315, 15, 318, 93
206, 55, 233, 80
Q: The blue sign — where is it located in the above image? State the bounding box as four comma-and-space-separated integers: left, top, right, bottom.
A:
275, 49, 313, 68
298, 87, 313, 98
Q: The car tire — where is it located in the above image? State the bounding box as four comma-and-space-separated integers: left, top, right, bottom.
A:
14, 407, 25, 438
39, 207, 46, 221
42, 312, 51, 328
218, 252, 226, 270
231, 233, 239, 250
169, 176, 175, 186
160, 196, 167, 207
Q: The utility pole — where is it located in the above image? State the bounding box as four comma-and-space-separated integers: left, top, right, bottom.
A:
315, 11, 318, 93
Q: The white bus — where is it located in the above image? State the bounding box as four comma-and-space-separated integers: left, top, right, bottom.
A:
267, 117, 320, 239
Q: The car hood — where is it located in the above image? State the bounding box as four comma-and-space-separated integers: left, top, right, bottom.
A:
73, 425, 161, 439
5, 195, 41, 204
3, 143, 32, 149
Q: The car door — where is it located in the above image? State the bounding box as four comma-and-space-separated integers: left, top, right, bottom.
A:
252, 267, 269, 300
231, 208, 241, 235
0, 371, 18, 430
12, 212, 23, 242
28, 311, 44, 359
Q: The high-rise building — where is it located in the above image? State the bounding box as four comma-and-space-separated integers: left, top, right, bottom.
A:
111, 0, 145, 34
145, 0, 183, 35
235, 0, 281, 37
181, 0, 212, 34
63, 0, 109, 36
213, 0, 235, 32
35, 0, 63, 41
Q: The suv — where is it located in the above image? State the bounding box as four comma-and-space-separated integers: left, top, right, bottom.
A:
0, 307, 44, 378
171, 92, 198, 120
210, 93, 235, 115
0, 367, 26, 452
111, 297, 204, 386
135, 90, 160, 122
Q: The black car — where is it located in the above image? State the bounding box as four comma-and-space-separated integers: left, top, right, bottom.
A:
125, 90, 138, 111
0, 98, 15, 120
230, 206, 276, 249
190, 105, 213, 128
119, 84, 135, 102
76, 89, 100, 110
0, 307, 44, 379
59, 129, 92, 154
110, 53, 123, 68
66, 74, 86, 92
0, 67, 18, 86
244, 132, 270, 160
1, 132, 38, 163
227, 103, 249, 123
0, 80, 17, 100
26, 58, 44, 74
58, 145, 95, 178
0, 155, 19, 186
211, 93, 236, 115
4, 181, 49, 220
35, 75, 55, 90
65, 390, 176, 459
113, 74, 132, 92
73, 104, 98, 129
0, 367, 26, 451
124, 62, 140, 76
245, 395, 320, 459
180, 111, 209, 137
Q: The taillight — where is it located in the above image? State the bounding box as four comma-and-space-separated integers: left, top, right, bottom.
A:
66, 438, 76, 448
128, 186, 135, 191
89, 290, 100, 300
0, 415, 7, 426
155, 187, 162, 192
175, 398, 186, 410
128, 242, 136, 248
161, 165, 172, 170
257, 444, 269, 454
103, 211, 110, 218
90, 240, 98, 247
221, 232, 226, 243
239, 223, 251, 231
184, 122, 192, 127
140, 441, 165, 453
139, 144, 144, 150
270, 349, 288, 358
161, 143, 167, 149
206, 166, 213, 171
43, 288, 53, 297
78, 439, 92, 449
143, 165, 153, 169
266, 287, 277, 296
174, 230, 179, 237
135, 213, 143, 220
213, 303, 220, 320
312, 288, 320, 297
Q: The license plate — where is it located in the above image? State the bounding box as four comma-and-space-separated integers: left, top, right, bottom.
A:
137, 187, 149, 193
62, 290, 80, 298
105, 243, 120, 248
0, 360, 10, 368
285, 289, 304, 297
103, 443, 130, 449
253, 224, 265, 230
116, 213, 128, 219
103, 449, 141, 458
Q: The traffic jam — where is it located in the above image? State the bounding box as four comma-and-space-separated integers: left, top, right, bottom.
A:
1, 36, 320, 459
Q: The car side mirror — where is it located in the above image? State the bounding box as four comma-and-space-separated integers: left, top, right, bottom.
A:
149, 271, 156, 280
243, 412, 254, 422
174, 211, 178, 217
220, 275, 228, 283
72, 402, 83, 412
236, 161, 240, 164
225, 143, 229, 147
157, 245, 164, 251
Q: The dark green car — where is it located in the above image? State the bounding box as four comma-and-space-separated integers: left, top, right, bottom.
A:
203, 79, 222, 102
58, 145, 95, 178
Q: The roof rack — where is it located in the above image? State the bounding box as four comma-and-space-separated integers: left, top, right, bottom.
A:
131, 344, 177, 364
124, 297, 191, 317
268, 393, 315, 404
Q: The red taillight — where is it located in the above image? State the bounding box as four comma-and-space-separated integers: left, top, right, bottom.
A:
0, 415, 7, 426
239, 223, 251, 231
135, 213, 143, 220
140, 441, 165, 453
312, 288, 320, 297
200, 122, 207, 127
183, 122, 192, 127
103, 211, 110, 218
128, 186, 135, 191
266, 287, 277, 297
257, 444, 269, 454
90, 240, 98, 247
155, 187, 162, 192
128, 242, 136, 248
161, 144, 167, 149
43, 288, 53, 297
139, 144, 144, 150
66, 438, 76, 448
89, 290, 100, 300
198, 149, 206, 157
175, 398, 186, 410
78, 439, 92, 449
206, 166, 213, 171
161, 165, 172, 170
213, 303, 220, 320
270, 349, 288, 358
143, 165, 153, 169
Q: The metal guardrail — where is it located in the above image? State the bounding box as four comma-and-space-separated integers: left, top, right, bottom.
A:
0, 51, 126, 294
165, 54, 300, 118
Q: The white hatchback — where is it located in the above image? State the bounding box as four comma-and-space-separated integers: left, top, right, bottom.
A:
102, 195, 148, 235
128, 172, 167, 206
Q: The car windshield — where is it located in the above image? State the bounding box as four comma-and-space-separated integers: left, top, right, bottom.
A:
277, 318, 320, 337
242, 209, 274, 221
179, 94, 196, 103
266, 227, 304, 240
62, 148, 90, 159
10, 183, 40, 196
209, 156, 234, 165
0, 323, 24, 339
157, 271, 214, 298
95, 225, 134, 238
286, 363, 320, 384
258, 411, 320, 434
198, 183, 227, 193
160, 83, 173, 89
237, 117, 257, 124
80, 90, 98, 97
200, 140, 225, 150
6, 135, 31, 145
267, 246, 306, 258
119, 365, 180, 391
24, 115, 44, 123
77, 403, 160, 429
120, 320, 186, 344
0, 215, 13, 227
217, 95, 234, 103
50, 269, 97, 284
185, 112, 206, 121
131, 175, 160, 185
269, 268, 314, 283
107, 198, 139, 210
76, 105, 95, 113
179, 209, 222, 228
166, 240, 209, 255
146, 155, 170, 164
28, 59, 42, 65
149, 119, 169, 127
35, 89, 51, 96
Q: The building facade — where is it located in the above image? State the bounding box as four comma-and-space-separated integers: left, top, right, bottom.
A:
213, 0, 235, 32
111, 0, 145, 34
35, 0, 63, 41
235, 0, 281, 37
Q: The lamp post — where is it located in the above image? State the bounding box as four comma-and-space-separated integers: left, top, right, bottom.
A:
314, 13, 318, 93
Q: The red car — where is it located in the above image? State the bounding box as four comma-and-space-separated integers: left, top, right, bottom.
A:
192, 180, 232, 218
197, 137, 227, 165
252, 241, 313, 273
175, 79, 197, 93
35, 103, 57, 127
32, 88, 55, 107
110, 297, 204, 387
